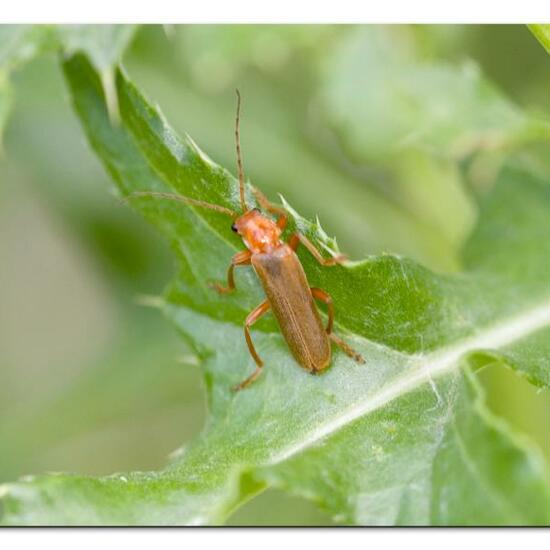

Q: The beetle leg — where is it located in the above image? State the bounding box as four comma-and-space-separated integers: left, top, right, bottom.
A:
329, 333, 365, 364
210, 250, 251, 294
234, 300, 271, 391
288, 233, 347, 266
252, 186, 287, 230
311, 287, 365, 364
310, 287, 334, 334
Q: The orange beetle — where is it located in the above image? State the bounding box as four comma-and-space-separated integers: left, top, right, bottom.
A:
130, 92, 364, 390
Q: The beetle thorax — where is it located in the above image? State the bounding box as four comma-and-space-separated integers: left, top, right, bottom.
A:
235, 209, 283, 254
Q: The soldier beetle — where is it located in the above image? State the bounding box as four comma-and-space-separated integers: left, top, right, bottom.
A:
129, 91, 364, 390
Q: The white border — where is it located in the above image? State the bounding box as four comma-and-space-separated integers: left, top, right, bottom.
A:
0, 529, 548, 550
0, 0, 549, 24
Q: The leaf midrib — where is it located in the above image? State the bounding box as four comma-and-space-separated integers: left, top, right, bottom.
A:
266, 297, 550, 465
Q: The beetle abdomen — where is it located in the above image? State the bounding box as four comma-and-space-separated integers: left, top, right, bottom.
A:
252, 244, 331, 372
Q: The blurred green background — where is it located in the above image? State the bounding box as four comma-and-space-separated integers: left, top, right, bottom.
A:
2, 25, 550, 525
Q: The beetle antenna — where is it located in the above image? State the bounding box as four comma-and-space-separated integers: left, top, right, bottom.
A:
123, 191, 237, 218
235, 89, 248, 212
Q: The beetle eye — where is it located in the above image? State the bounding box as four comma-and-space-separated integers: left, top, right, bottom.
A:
253, 207, 261, 213
231, 223, 238, 233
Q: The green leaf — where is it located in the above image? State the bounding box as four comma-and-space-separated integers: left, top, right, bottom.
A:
318, 27, 550, 161
57, 25, 137, 122
0, 25, 54, 142
3, 52, 550, 526
529, 25, 550, 56
58, 26, 137, 74
306, 26, 550, 275
0, 25, 55, 68
0, 24, 137, 140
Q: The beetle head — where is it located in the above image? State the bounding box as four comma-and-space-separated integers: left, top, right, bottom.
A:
232, 208, 282, 254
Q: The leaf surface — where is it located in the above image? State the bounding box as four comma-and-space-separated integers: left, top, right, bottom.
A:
2, 52, 550, 526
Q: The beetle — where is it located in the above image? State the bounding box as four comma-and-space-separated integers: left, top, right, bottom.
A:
129, 91, 364, 390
